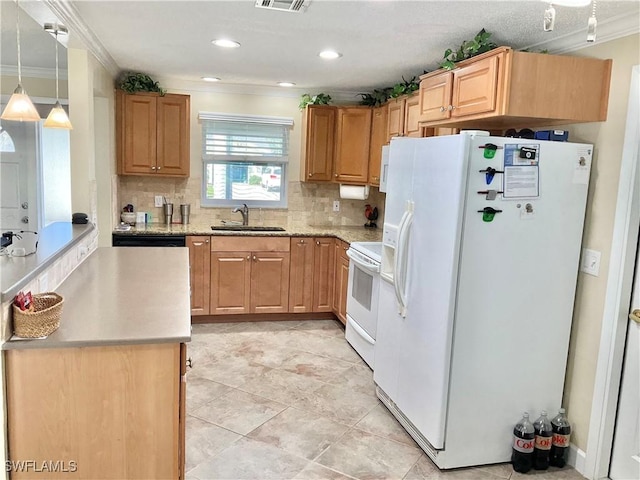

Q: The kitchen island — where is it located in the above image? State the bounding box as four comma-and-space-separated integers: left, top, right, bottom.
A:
3, 248, 191, 479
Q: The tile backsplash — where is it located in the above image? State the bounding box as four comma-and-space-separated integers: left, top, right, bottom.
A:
118, 177, 385, 229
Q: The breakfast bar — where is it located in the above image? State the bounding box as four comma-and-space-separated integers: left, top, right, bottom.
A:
2, 248, 191, 479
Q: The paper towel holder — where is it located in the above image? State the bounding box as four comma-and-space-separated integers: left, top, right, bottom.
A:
339, 184, 369, 200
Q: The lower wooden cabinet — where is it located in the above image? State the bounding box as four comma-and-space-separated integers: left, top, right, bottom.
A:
5, 343, 186, 479
288, 237, 335, 313
187, 236, 211, 316
333, 240, 350, 325
210, 237, 290, 315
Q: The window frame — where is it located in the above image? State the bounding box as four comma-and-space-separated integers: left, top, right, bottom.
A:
199, 112, 293, 209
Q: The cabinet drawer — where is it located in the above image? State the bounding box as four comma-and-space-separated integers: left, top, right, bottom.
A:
211, 236, 290, 252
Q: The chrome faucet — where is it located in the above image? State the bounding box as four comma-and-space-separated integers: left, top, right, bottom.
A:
232, 203, 249, 225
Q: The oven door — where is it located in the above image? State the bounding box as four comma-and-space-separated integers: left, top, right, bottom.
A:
346, 248, 380, 339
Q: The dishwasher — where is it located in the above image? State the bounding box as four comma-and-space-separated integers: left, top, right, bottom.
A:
112, 234, 186, 247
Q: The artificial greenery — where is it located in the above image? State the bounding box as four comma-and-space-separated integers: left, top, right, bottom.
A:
358, 76, 419, 107
299, 93, 332, 110
439, 28, 498, 70
119, 72, 166, 95
358, 88, 392, 107
389, 76, 419, 98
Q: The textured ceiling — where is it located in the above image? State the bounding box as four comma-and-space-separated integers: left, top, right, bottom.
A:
2, 1, 639, 93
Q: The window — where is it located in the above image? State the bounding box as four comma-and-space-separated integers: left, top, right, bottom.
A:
200, 112, 293, 208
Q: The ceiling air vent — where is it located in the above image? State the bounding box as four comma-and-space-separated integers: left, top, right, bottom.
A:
255, 0, 309, 13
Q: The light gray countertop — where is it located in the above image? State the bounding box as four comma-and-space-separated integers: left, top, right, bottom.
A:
1, 223, 95, 302
113, 223, 383, 244
3, 247, 191, 350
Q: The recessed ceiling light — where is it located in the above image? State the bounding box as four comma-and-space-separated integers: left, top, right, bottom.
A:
202, 77, 221, 82
278, 82, 296, 87
319, 50, 342, 60
212, 38, 241, 48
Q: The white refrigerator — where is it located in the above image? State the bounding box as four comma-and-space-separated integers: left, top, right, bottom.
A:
374, 133, 592, 469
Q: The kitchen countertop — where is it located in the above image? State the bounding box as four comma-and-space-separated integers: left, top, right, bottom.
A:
3, 247, 191, 350
1, 222, 95, 302
113, 223, 383, 244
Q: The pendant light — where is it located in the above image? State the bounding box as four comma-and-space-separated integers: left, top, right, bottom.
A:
43, 24, 72, 129
1, 0, 41, 122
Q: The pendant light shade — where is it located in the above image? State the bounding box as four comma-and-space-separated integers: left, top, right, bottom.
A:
1, 0, 40, 122
1, 85, 40, 122
44, 101, 72, 129
43, 23, 72, 130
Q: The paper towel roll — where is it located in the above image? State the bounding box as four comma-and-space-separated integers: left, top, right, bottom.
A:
340, 184, 370, 200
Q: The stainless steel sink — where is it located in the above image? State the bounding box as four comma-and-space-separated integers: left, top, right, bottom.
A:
211, 225, 286, 232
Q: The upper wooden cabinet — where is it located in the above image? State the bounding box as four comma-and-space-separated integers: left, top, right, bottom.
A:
368, 105, 388, 186
116, 91, 190, 177
418, 46, 612, 129
386, 92, 426, 142
334, 107, 372, 184
301, 105, 335, 182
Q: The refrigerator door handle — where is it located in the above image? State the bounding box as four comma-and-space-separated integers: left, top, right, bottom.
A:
394, 202, 414, 318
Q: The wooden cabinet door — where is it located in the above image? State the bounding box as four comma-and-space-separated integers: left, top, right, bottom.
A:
419, 71, 453, 123
302, 105, 335, 182
187, 236, 211, 316
333, 241, 342, 313
289, 238, 314, 313
122, 93, 157, 174
335, 255, 350, 325
210, 251, 251, 314
312, 238, 335, 312
387, 98, 405, 142
251, 251, 290, 314
157, 94, 190, 177
334, 107, 371, 184
451, 54, 499, 118
368, 105, 388, 186
179, 343, 187, 480
404, 92, 424, 137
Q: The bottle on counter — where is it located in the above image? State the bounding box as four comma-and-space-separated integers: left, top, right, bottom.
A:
550, 408, 572, 468
533, 411, 553, 470
512, 412, 535, 473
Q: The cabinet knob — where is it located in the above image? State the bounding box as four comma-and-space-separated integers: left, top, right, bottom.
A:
334, 174, 338, 178
253, 255, 257, 261
186, 357, 193, 369
157, 166, 161, 170
374, 176, 380, 180
448, 105, 454, 111
440, 106, 446, 112
151, 166, 156, 170
205, 239, 209, 243
246, 255, 250, 261
316, 241, 320, 245
300, 239, 305, 244
308, 173, 313, 177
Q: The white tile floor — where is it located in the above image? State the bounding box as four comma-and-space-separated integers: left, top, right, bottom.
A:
185, 320, 585, 480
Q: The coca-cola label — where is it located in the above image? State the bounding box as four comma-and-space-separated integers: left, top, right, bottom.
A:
535, 435, 553, 450
513, 435, 535, 453
553, 433, 570, 448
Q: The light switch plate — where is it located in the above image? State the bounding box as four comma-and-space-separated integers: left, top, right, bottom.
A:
581, 248, 601, 276
333, 200, 340, 212
154, 196, 163, 207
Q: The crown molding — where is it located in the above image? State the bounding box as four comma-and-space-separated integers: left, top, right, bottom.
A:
42, 0, 119, 77
0, 65, 66, 80
523, 11, 640, 54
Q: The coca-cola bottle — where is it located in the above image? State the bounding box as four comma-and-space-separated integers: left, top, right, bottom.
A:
533, 411, 553, 469
512, 412, 535, 473
550, 408, 571, 468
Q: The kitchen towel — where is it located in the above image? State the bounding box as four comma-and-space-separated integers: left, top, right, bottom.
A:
340, 184, 369, 200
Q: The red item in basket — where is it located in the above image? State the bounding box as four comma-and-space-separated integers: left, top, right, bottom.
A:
14, 291, 33, 311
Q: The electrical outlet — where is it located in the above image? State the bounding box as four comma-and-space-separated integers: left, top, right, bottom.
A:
581, 248, 601, 276
333, 200, 340, 212
154, 196, 163, 207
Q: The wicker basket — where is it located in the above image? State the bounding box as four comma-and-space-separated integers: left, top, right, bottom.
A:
13, 292, 64, 338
